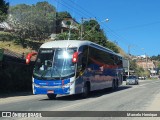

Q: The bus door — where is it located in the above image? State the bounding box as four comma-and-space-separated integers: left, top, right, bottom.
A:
75, 45, 89, 93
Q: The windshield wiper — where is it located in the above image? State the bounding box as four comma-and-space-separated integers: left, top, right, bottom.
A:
53, 66, 62, 80
39, 70, 48, 80
38, 68, 56, 80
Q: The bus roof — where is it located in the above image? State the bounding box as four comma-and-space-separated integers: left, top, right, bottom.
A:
40, 40, 121, 57
40, 40, 91, 49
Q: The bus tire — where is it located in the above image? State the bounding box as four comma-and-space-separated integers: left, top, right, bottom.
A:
115, 79, 118, 89
47, 94, 57, 100
81, 83, 90, 98
112, 79, 118, 91
112, 80, 115, 90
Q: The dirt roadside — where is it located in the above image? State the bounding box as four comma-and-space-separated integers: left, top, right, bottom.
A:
147, 89, 160, 111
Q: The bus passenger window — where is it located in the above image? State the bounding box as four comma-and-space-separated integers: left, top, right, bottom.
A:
78, 46, 88, 70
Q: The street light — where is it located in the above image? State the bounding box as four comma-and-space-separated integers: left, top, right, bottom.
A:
101, 18, 109, 23
80, 18, 109, 40
91, 19, 109, 31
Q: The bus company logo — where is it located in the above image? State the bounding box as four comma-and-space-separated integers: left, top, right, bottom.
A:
53, 82, 61, 85
39, 82, 48, 85
2, 112, 11, 117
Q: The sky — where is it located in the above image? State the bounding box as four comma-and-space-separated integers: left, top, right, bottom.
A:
6, 0, 160, 56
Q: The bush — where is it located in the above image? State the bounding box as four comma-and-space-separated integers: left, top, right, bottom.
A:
0, 31, 17, 42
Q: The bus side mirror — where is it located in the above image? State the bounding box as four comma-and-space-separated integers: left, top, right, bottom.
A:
26, 52, 37, 64
72, 52, 78, 63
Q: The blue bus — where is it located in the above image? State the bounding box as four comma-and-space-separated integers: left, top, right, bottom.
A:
26, 40, 123, 99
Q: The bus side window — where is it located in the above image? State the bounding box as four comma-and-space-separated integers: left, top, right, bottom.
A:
78, 45, 88, 71
82, 46, 88, 70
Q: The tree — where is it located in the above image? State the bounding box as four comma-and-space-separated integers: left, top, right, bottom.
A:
106, 41, 119, 53
56, 19, 120, 53
151, 54, 160, 61
56, 11, 71, 19
129, 59, 150, 77
83, 20, 100, 32
0, 0, 9, 22
82, 20, 119, 53
7, 2, 56, 43
82, 20, 107, 44
129, 59, 140, 76
136, 67, 144, 77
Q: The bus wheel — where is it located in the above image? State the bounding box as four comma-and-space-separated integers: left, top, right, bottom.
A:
115, 79, 118, 89
47, 94, 57, 100
81, 83, 90, 98
112, 80, 117, 91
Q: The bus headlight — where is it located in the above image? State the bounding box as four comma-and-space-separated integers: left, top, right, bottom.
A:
63, 81, 74, 88
34, 83, 41, 88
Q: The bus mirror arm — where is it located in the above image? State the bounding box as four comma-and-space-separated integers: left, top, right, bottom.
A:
26, 52, 38, 64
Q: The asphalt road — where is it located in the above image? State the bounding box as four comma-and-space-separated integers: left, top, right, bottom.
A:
0, 79, 160, 120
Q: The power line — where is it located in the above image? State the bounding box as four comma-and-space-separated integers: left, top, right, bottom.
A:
114, 20, 160, 31
100, 23, 130, 46
54, 0, 138, 52
55, 0, 91, 19
65, 0, 92, 18
68, 0, 96, 18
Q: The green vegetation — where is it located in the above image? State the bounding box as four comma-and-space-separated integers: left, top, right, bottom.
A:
151, 55, 160, 61
1, 1, 122, 54
0, 31, 17, 41
0, 0, 9, 22
129, 59, 150, 77
56, 19, 120, 53
8, 2, 56, 42
151, 55, 160, 74
55, 11, 72, 33
0, 31, 42, 54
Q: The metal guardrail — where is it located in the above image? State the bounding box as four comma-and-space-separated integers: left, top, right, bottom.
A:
0, 48, 26, 65
0, 48, 37, 64
3, 49, 25, 59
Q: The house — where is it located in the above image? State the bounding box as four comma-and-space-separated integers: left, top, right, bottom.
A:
60, 18, 78, 33
136, 59, 157, 76
50, 18, 79, 40
136, 60, 155, 70
0, 22, 13, 31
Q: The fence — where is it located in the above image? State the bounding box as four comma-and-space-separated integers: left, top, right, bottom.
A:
0, 49, 34, 93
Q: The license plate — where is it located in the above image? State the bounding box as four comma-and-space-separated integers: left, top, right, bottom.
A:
47, 90, 54, 94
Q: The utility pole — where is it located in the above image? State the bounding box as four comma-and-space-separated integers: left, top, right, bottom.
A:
128, 59, 130, 76
128, 45, 131, 76
142, 48, 148, 70
80, 17, 96, 40
80, 17, 83, 40
81, 18, 109, 40
145, 53, 148, 70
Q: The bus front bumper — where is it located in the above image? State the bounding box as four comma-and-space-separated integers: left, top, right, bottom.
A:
33, 84, 70, 95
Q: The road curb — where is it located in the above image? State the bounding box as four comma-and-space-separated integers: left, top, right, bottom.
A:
0, 91, 32, 98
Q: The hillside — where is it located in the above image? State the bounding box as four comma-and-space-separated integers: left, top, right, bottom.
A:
0, 31, 43, 56
0, 31, 127, 57
117, 46, 127, 57
0, 41, 33, 54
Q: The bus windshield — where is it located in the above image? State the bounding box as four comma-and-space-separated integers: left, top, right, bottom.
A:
33, 48, 77, 80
